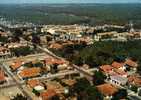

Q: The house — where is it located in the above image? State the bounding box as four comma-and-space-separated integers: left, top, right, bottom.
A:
114, 69, 127, 77
110, 75, 128, 86
62, 79, 76, 87
27, 79, 41, 88
10, 60, 24, 71
45, 58, 66, 65
40, 89, 57, 100
128, 74, 141, 87
100, 65, 113, 75
111, 61, 125, 70
0, 47, 11, 57
97, 83, 118, 99
34, 85, 45, 92
125, 59, 138, 71
49, 43, 63, 50
0, 70, 6, 84
18, 67, 41, 80
45, 58, 67, 72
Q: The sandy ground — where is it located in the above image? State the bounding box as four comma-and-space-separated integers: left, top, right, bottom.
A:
0, 86, 23, 99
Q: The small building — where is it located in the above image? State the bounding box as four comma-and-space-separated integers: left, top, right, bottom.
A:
27, 79, 41, 88
124, 59, 138, 71
10, 60, 24, 71
114, 69, 127, 77
18, 67, 41, 80
110, 75, 128, 86
34, 85, 45, 92
128, 74, 141, 87
100, 65, 113, 75
111, 61, 125, 70
0, 70, 6, 84
97, 83, 118, 99
0, 47, 11, 57
40, 89, 57, 100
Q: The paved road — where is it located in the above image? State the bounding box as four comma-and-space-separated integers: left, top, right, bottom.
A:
24, 39, 94, 81
0, 62, 32, 100
0, 53, 46, 62
34, 68, 97, 81
0, 68, 97, 89
128, 95, 141, 100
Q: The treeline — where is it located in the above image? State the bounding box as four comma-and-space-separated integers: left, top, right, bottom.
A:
52, 40, 141, 72
1, 4, 141, 27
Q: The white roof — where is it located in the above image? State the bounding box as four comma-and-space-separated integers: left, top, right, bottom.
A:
34, 85, 44, 91
110, 75, 128, 84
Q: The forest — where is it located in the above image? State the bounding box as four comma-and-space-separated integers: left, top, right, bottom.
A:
51, 40, 141, 72
0, 4, 141, 28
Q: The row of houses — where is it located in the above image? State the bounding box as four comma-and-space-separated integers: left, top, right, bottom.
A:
97, 58, 141, 99
26, 79, 58, 100
0, 41, 28, 57
9, 56, 69, 80
100, 59, 138, 86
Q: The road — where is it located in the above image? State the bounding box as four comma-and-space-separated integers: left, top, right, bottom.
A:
0, 53, 47, 62
128, 95, 141, 100
0, 68, 97, 89
34, 68, 97, 81
0, 62, 32, 100
24, 39, 94, 81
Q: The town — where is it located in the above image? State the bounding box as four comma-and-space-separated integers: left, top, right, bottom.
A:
0, 20, 141, 100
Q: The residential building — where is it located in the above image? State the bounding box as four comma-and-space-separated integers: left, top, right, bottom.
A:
97, 83, 118, 99
40, 89, 57, 100
27, 79, 41, 88
111, 61, 125, 70
0, 69, 6, 84
128, 74, 141, 87
109, 75, 128, 86
18, 67, 41, 80
10, 60, 24, 71
100, 65, 113, 75
125, 59, 138, 71
0, 47, 11, 57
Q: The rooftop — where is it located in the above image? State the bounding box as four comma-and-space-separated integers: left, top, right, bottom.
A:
125, 59, 138, 67
0, 70, 5, 82
19, 67, 41, 78
40, 89, 56, 100
111, 61, 124, 69
45, 58, 66, 65
97, 83, 118, 96
27, 79, 41, 88
10, 60, 23, 71
100, 65, 112, 73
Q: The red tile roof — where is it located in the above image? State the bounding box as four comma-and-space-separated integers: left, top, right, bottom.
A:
111, 62, 124, 69
0, 70, 5, 81
49, 43, 63, 49
19, 67, 41, 78
125, 59, 138, 67
128, 75, 141, 86
45, 58, 65, 65
40, 89, 56, 100
114, 69, 127, 76
100, 65, 112, 73
10, 60, 23, 70
27, 79, 40, 88
97, 83, 118, 96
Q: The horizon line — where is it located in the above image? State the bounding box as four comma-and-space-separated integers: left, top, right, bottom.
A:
0, 2, 141, 4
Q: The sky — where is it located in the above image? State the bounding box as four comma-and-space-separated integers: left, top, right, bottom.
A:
0, 0, 141, 4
